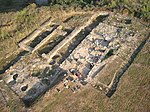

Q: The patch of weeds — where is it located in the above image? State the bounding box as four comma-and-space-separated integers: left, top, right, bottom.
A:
140, 1, 150, 21
108, 0, 118, 9
16, 4, 37, 26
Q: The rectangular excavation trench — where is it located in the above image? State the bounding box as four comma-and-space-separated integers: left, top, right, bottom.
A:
59, 22, 119, 85
86, 15, 149, 95
42, 21, 121, 95
18, 12, 92, 53
3, 12, 146, 107
22, 23, 67, 53
38, 28, 73, 55
3, 13, 92, 76
106, 33, 150, 97
56, 15, 148, 96
28, 25, 59, 48
45, 13, 109, 63
3, 12, 109, 107
24, 14, 109, 106
31, 13, 93, 55
92, 34, 148, 95
18, 17, 54, 51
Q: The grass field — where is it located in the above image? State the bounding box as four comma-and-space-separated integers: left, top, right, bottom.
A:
0, 2, 150, 112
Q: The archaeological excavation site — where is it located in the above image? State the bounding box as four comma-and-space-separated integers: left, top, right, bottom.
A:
2, 11, 149, 107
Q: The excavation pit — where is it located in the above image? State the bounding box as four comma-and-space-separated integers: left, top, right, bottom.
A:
2, 11, 148, 106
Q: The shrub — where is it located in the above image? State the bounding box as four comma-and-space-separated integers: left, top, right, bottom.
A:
0, 0, 14, 6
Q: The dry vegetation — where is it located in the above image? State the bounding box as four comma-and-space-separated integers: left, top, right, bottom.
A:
0, 1, 150, 112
